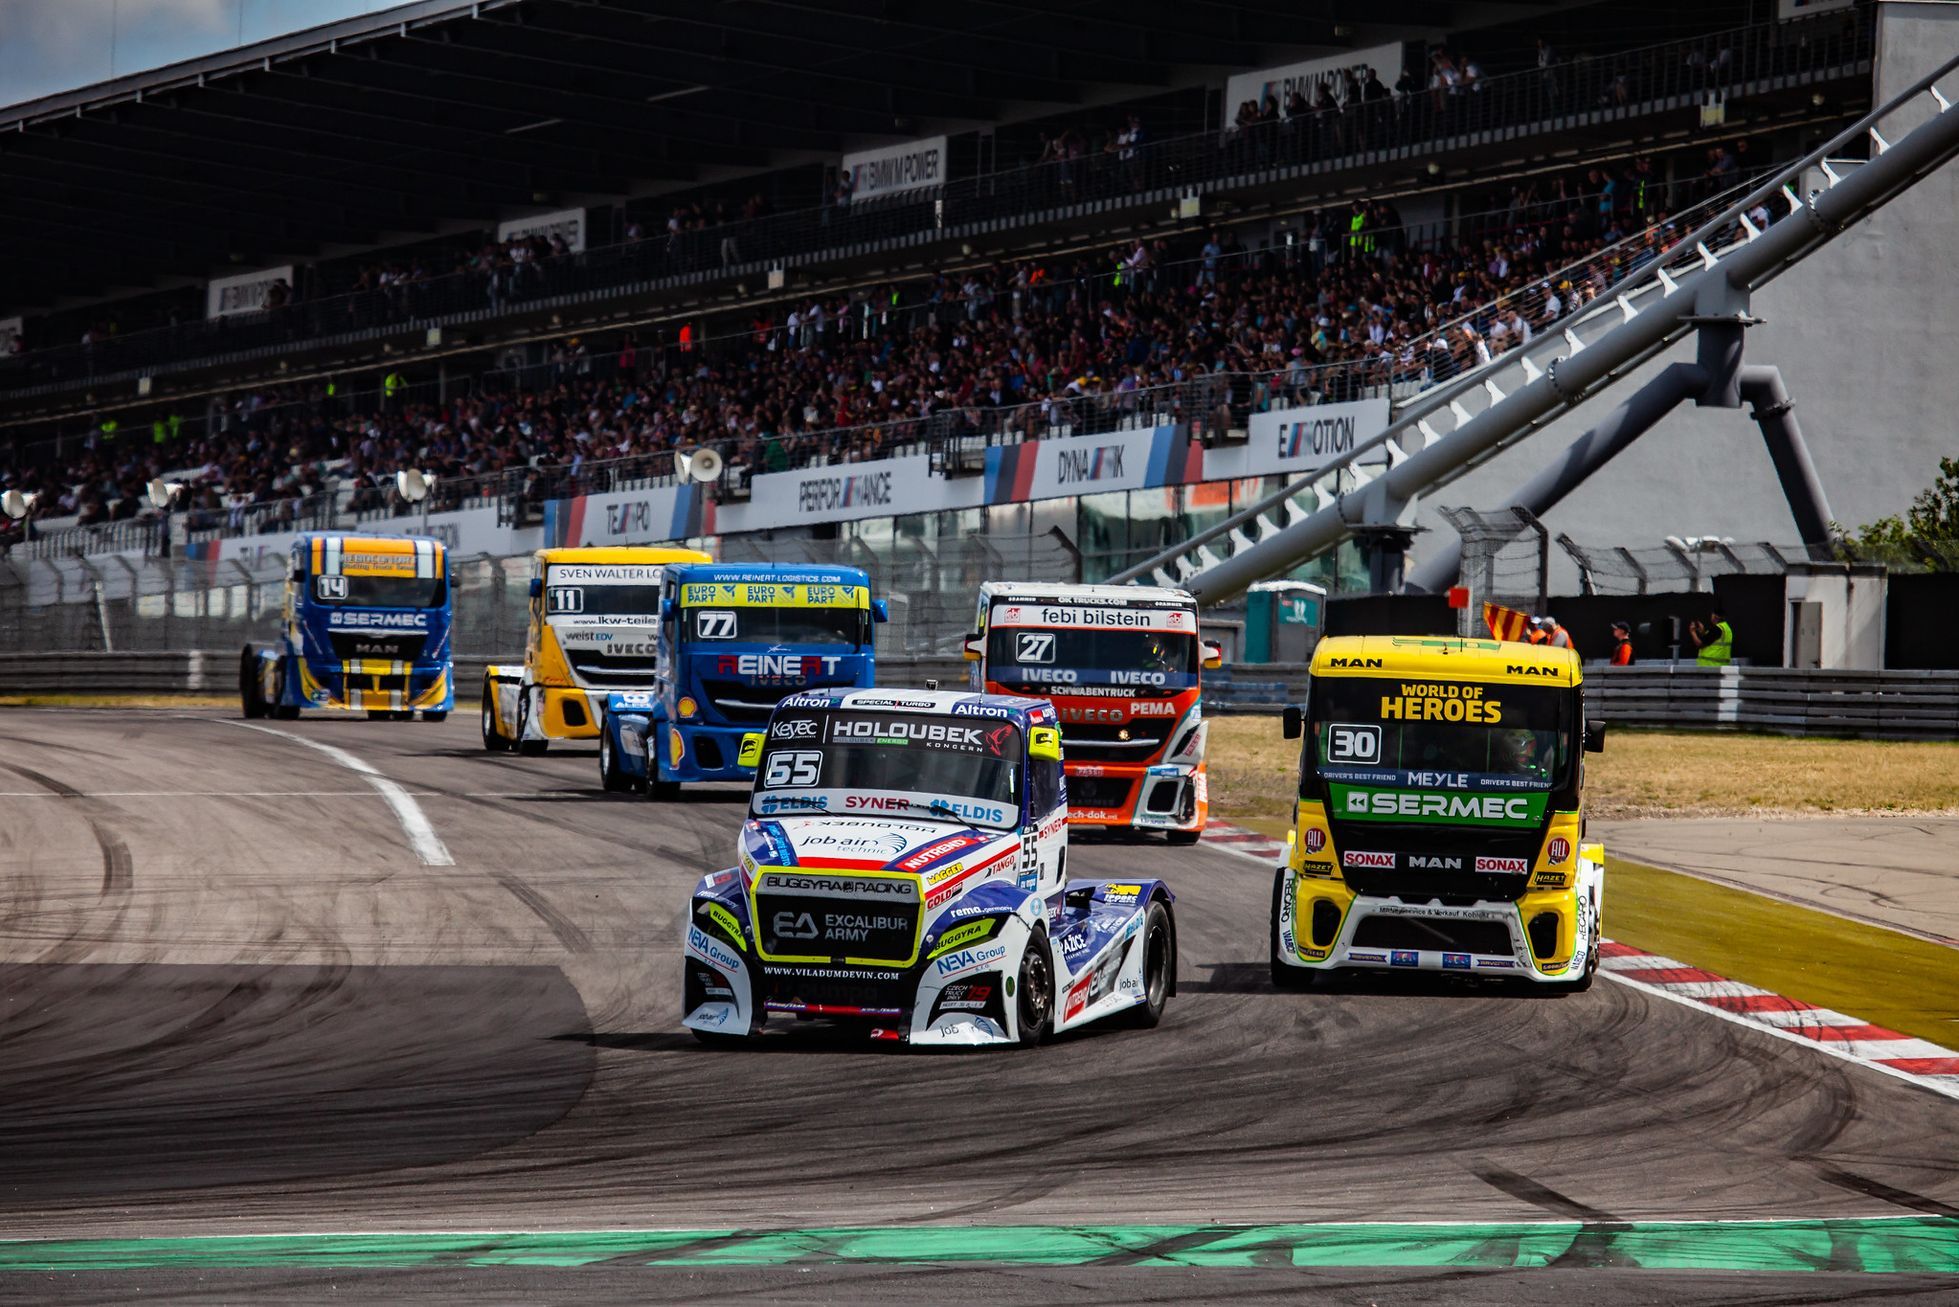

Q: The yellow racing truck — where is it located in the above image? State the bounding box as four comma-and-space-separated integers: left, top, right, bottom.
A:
481, 545, 711, 755
1271, 635, 1606, 989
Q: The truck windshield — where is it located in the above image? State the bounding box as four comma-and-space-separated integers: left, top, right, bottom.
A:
684, 605, 868, 647
543, 582, 663, 618
986, 626, 1196, 689
1304, 677, 1571, 793
750, 709, 1021, 830
312, 574, 445, 608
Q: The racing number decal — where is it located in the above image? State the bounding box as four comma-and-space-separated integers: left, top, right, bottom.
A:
315, 575, 348, 601
1015, 632, 1056, 663
1327, 723, 1383, 763
696, 610, 737, 640
762, 750, 822, 788
546, 586, 584, 614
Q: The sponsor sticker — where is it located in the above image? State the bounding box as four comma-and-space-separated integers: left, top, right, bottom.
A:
1332, 786, 1549, 827
1343, 851, 1395, 869
1547, 836, 1571, 863
1101, 884, 1142, 903
1389, 950, 1419, 967
1348, 951, 1388, 963
1441, 953, 1470, 970
1475, 856, 1531, 874
1303, 828, 1326, 854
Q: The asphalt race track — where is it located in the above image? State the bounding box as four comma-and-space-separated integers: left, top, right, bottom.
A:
1, 709, 1955, 1303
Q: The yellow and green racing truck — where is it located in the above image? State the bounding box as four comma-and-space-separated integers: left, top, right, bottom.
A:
1271, 635, 1606, 989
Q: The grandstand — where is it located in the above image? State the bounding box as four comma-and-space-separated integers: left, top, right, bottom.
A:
2, 0, 1951, 665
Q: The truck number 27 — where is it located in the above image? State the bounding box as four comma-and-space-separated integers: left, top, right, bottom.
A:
1015, 632, 1055, 663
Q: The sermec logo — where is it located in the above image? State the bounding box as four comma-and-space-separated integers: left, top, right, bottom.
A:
1343, 851, 1395, 869
328, 611, 430, 628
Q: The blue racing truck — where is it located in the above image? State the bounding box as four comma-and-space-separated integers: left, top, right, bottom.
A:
598, 563, 886, 797
241, 533, 455, 721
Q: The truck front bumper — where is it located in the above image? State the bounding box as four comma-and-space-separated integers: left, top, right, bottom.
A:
1065, 762, 1208, 834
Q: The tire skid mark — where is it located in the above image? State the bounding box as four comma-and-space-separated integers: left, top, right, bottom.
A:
1, 764, 132, 896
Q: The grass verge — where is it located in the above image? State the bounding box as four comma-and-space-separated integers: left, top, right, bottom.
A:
1606, 855, 1959, 1048
1207, 716, 1959, 822
0, 694, 236, 710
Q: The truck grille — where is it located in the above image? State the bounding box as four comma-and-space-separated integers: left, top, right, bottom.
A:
758, 969, 911, 1016
753, 875, 921, 964
699, 678, 850, 725
327, 632, 426, 661
1352, 916, 1515, 955
1059, 721, 1166, 764
1067, 776, 1134, 811
569, 653, 662, 687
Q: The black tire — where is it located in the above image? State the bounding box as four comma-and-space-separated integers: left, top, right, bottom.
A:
1270, 868, 1314, 990
1568, 894, 1600, 993
1015, 925, 1055, 1047
598, 726, 633, 793
480, 680, 513, 753
1122, 900, 1174, 1028
1166, 828, 1201, 847
515, 692, 549, 756
270, 659, 300, 720
422, 711, 448, 723
239, 647, 265, 719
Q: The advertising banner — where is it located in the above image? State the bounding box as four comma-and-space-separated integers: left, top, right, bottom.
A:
497, 206, 587, 253
840, 135, 948, 200
1224, 42, 1405, 117
0, 316, 21, 355
1200, 398, 1391, 480
206, 265, 295, 319
727, 455, 983, 532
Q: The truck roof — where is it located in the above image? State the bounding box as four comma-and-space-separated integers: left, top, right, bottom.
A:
535, 546, 712, 566
1312, 635, 1583, 688
978, 581, 1194, 607
292, 532, 445, 550
777, 686, 1056, 726
670, 562, 871, 586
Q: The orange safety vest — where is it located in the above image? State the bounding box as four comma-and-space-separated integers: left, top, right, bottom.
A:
1610, 640, 1633, 666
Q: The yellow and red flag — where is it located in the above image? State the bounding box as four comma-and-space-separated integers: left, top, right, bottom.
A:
1483, 601, 1530, 643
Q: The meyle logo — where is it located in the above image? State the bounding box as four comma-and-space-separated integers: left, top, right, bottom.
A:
1055, 445, 1126, 485
1277, 414, 1356, 460
328, 611, 429, 628
798, 470, 892, 514
1343, 851, 1395, 869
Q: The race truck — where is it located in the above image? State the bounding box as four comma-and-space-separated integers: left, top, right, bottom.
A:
1270, 635, 1607, 989
681, 688, 1178, 1048
481, 546, 711, 756
596, 563, 887, 796
241, 533, 453, 721
967, 582, 1221, 843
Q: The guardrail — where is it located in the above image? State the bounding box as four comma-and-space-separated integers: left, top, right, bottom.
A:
7, 655, 1953, 740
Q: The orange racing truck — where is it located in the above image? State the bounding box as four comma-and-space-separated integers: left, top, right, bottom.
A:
967, 582, 1221, 844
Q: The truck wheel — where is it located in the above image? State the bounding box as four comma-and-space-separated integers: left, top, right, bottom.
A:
598, 729, 633, 793
270, 659, 300, 720
1568, 896, 1600, 992
239, 647, 265, 719
1121, 900, 1174, 1028
480, 680, 513, 753
1270, 869, 1314, 990
515, 692, 549, 757
1015, 925, 1055, 1047
1166, 828, 1201, 847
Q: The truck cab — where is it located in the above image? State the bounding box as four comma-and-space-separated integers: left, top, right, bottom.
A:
596, 563, 887, 795
967, 582, 1221, 843
241, 533, 453, 721
481, 545, 711, 755
680, 688, 1177, 1048
1271, 635, 1607, 989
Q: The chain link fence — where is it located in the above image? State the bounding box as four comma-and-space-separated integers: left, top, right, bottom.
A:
0, 531, 1080, 659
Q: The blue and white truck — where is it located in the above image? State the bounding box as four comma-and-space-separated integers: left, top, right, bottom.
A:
598, 563, 886, 797
241, 533, 454, 721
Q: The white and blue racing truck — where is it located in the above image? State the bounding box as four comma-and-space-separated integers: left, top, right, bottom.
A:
681, 688, 1178, 1048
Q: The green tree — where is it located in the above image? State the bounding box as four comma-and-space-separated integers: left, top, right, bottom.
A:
1844, 457, 1959, 569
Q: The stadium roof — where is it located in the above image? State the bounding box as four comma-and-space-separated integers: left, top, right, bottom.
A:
0, 0, 1471, 309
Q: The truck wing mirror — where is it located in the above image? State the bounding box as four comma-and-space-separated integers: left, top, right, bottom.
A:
661, 597, 677, 620
528, 577, 543, 599
871, 599, 890, 623
962, 632, 984, 662
1281, 705, 1303, 740
1202, 639, 1225, 670
737, 732, 765, 768
1028, 726, 1062, 763
1584, 719, 1607, 753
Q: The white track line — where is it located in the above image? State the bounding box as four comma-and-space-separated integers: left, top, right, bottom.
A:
1602, 969, 1959, 1103
227, 723, 454, 866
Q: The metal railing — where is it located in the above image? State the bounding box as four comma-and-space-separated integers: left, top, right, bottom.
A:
0, 9, 1870, 402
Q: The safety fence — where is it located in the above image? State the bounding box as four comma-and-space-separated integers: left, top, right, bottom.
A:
7, 654, 1954, 739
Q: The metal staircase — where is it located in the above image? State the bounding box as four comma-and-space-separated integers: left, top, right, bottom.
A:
1112, 54, 1959, 606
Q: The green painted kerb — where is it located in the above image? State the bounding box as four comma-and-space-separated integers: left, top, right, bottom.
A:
2, 1219, 1956, 1273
